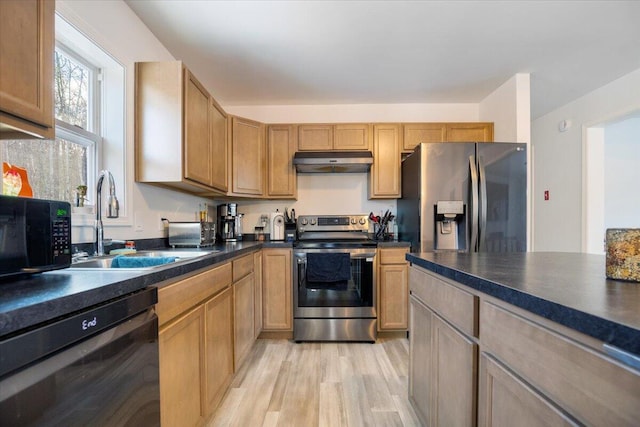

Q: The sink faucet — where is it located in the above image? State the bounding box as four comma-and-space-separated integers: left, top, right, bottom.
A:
95, 170, 119, 256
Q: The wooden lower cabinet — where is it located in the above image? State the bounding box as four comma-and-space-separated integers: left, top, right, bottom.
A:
478, 353, 577, 427
262, 248, 292, 331
254, 251, 263, 338
409, 292, 477, 427
204, 287, 234, 415
233, 272, 255, 368
159, 305, 206, 427
409, 295, 433, 426
378, 247, 409, 331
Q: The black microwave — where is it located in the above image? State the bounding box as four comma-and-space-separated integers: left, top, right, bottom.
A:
0, 195, 72, 279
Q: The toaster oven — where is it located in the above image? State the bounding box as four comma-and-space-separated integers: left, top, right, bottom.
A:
168, 221, 215, 248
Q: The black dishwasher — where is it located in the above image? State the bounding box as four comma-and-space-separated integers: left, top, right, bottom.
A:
0, 287, 160, 427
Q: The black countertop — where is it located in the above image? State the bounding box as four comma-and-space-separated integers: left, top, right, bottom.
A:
0, 242, 262, 338
406, 251, 640, 357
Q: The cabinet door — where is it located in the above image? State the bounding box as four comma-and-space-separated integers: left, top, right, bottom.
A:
254, 251, 263, 339
409, 295, 433, 427
403, 123, 446, 152
379, 264, 408, 330
478, 353, 578, 427
446, 123, 494, 142
297, 124, 333, 151
0, 0, 54, 138
262, 249, 292, 330
267, 124, 297, 198
431, 313, 477, 427
184, 70, 212, 186
234, 272, 255, 369
334, 123, 371, 150
210, 98, 228, 192
370, 124, 401, 198
204, 287, 234, 415
159, 306, 206, 427
232, 116, 264, 195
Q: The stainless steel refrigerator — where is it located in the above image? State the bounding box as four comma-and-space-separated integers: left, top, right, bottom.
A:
397, 142, 527, 253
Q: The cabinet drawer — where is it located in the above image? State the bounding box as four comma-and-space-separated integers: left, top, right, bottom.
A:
409, 266, 478, 337
157, 263, 232, 326
481, 301, 640, 426
379, 247, 409, 264
232, 253, 254, 282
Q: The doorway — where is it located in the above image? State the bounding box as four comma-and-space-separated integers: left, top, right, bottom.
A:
583, 110, 640, 253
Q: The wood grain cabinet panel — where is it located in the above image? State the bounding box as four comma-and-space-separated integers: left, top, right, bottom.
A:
478, 353, 578, 427
334, 123, 371, 150
403, 123, 446, 152
378, 247, 409, 331
204, 287, 234, 415
159, 306, 206, 427
184, 70, 212, 187
210, 98, 228, 193
446, 122, 494, 142
0, 0, 54, 138
232, 116, 264, 196
370, 123, 401, 198
254, 251, 263, 338
481, 301, 640, 426
262, 248, 292, 331
233, 272, 255, 369
297, 124, 333, 151
267, 124, 297, 198
409, 295, 433, 427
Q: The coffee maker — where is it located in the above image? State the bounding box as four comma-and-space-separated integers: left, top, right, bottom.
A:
217, 203, 243, 242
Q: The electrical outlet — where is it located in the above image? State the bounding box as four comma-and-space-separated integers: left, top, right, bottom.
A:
134, 211, 144, 232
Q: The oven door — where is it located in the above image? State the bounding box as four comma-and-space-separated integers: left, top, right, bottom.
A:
293, 247, 376, 319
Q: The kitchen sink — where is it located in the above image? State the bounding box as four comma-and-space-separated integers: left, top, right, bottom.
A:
69, 249, 220, 270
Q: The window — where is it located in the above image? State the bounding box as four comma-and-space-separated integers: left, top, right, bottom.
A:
1, 13, 125, 217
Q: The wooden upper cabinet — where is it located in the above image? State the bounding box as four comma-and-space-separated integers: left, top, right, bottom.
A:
231, 116, 264, 196
0, 0, 54, 139
334, 123, 371, 150
370, 124, 401, 199
402, 123, 446, 152
446, 122, 494, 142
297, 124, 371, 151
210, 98, 228, 193
184, 70, 212, 187
267, 124, 297, 199
297, 124, 333, 151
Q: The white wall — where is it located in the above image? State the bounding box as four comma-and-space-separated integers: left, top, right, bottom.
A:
604, 117, 640, 228
479, 73, 531, 143
531, 68, 640, 252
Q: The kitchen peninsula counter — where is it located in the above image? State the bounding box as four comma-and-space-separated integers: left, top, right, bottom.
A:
0, 241, 262, 338
406, 251, 640, 358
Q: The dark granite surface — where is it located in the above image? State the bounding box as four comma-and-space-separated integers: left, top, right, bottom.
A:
0, 241, 262, 338
407, 251, 640, 356
377, 241, 411, 248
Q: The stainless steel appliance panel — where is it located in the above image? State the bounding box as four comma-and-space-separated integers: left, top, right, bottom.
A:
398, 142, 527, 253
477, 143, 527, 252
294, 318, 376, 342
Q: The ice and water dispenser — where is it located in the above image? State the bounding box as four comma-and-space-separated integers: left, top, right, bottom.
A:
434, 200, 466, 251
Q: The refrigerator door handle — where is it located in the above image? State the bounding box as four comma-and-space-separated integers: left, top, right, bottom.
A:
469, 155, 479, 251
478, 157, 488, 251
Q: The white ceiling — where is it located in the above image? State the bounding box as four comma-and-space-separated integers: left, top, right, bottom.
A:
125, 0, 640, 119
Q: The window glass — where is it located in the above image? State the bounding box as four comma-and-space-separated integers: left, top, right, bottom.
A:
54, 48, 91, 130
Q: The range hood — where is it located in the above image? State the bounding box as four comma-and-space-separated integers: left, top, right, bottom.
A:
293, 151, 373, 173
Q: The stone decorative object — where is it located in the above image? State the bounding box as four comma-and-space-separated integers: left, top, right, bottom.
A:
606, 228, 640, 282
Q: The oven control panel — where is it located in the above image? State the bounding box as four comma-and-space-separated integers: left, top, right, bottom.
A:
297, 215, 369, 233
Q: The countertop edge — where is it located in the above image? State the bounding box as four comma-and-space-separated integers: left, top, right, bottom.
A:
407, 253, 640, 357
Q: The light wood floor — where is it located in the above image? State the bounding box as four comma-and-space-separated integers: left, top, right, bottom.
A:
209, 338, 422, 427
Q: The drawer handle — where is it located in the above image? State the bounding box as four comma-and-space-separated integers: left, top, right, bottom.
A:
603, 344, 640, 370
